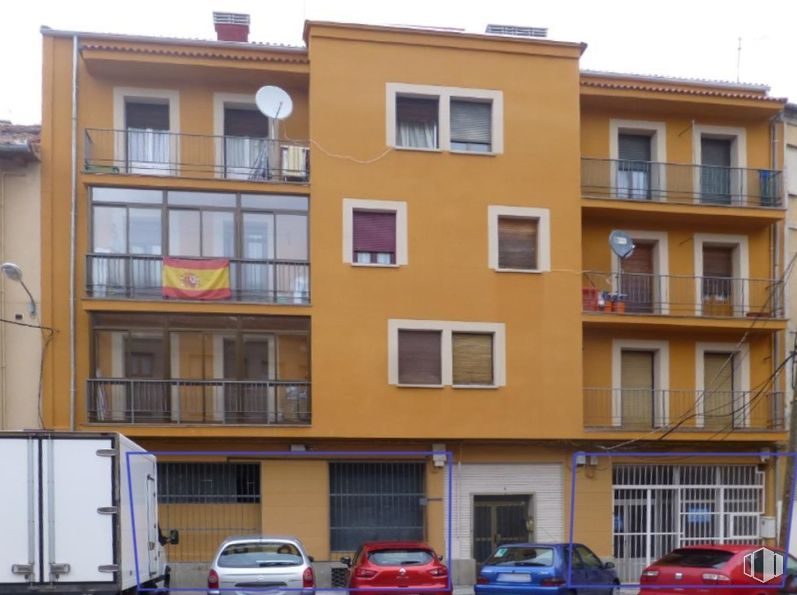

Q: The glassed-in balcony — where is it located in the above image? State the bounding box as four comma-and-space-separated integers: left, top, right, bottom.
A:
86, 187, 309, 304
581, 158, 782, 208
87, 313, 310, 425
84, 128, 310, 183
583, 388, 784, 431
582, 272, 783, 318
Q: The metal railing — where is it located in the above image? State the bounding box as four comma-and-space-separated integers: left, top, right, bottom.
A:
581, 158, 782, 207
87, 378, 311, 425
84, 128, 310, 183
582, 271, 783, 318
86, 253, 310, 304
583, 387, 784, 431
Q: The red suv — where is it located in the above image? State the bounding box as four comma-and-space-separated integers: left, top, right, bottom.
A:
640, 544, 797, 595
342, 541, 451, 595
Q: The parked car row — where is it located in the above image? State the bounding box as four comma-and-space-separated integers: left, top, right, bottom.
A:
205, 536, 797, 595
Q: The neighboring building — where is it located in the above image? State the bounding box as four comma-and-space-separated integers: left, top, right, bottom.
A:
39, 15, 789, 586
0, 122, 41, 430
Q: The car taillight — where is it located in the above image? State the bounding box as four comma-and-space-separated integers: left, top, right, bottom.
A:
429, 566, 448, 577
541, 577, 566, 586
477, 577, 489, 585
355, 567, 377, 578
303, 566, 315, 588
702, 573, 731, 584
207, 569, 219, 589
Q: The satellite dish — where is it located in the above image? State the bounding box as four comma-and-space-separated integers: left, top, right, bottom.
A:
609, 230, 635, 260
255, 86, 293, 120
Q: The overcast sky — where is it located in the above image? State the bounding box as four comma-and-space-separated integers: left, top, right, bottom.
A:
1, 0, 795, 124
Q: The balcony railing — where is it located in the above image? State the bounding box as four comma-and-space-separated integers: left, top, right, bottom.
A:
582, 271, 783, 318
87, 379, 311, 425
84, 128, 310, 183
86, 253, 310, 304
583, 387, 784, 431
581, 158, 782, 208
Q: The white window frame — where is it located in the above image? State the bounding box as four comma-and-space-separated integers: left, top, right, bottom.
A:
386, 83, 504, 154
113, 86, 180, 172
488, 206, 551, 273
695, 342, 750, 429
692, 124, 747, 203
693, 233, 749, 316
610, 119, 668, 198
212, 92, 261, 178
609, 230, 670, 314
343, 198, 408, 267
388, 319, 506, 388
611, 339, 670, 428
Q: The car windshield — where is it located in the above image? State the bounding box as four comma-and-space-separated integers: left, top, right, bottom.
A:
485, 546, 554, 567
218, 542, 303, 568
368, 549, 434, 566
654, 549, 734, 569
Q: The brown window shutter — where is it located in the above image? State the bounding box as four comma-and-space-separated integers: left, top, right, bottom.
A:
703, 247, 733, 278
125, 102, 169, 130
224, 108, 268, 137
498, 217, 538, 269
398, 330, 442, 385
452, 332, 493, 385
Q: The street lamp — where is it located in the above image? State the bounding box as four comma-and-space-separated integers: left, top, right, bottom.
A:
1, 262, 37, 318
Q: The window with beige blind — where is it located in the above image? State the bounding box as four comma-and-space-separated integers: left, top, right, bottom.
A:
398, 330, 442, 385
389, 320, 506, 387
452, 332, 494, 385
498, 217, 538, 270
702, 351, 736, 429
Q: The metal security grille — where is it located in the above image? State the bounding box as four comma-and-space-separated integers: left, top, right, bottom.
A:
612, 464, 764, 582
157, 463, 261, 562
329, 462, 425, 552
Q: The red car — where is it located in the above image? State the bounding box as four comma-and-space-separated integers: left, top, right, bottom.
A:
640, 544, 797, 595
342, 541, 451, 595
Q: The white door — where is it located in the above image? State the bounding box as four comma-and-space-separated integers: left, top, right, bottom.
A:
0, 437, 40, 583
43, 438, 115, 583
146, 474, 159, 576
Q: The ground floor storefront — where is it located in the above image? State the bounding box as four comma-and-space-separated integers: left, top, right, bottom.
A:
136, 439, 782, 588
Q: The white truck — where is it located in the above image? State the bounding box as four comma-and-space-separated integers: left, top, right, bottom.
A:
0, 432, 178, 595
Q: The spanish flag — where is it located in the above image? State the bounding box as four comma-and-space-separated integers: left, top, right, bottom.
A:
162, 257, 231, 300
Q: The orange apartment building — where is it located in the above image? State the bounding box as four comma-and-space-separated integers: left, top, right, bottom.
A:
40, 14, 789, 586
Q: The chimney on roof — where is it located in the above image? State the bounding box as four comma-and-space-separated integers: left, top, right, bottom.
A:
213, 12, 250, 42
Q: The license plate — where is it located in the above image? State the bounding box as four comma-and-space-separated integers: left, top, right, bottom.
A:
498, 573, 531, 583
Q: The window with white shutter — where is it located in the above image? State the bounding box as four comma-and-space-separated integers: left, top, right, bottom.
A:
450, 100, 492, 153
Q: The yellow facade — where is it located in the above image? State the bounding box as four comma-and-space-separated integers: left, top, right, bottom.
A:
40, 19, 789, 585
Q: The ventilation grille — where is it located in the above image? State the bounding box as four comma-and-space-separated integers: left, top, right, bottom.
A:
213, 12, 250, 26
485, 24, 548, 38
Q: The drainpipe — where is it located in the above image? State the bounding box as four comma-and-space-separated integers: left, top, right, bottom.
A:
69, 34, 79, 431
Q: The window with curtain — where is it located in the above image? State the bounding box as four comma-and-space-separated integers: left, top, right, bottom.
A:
397, 330, 442, 385
396, 96, 439, 149
452, 332, 493, 385
450, 99, 492, 152
497, 216, 538, 270
352, 210, 396, 264
224, 107, 269, 178
125, 101, 171, 173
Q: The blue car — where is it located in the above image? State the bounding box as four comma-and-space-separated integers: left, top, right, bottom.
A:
475, 543, 618, 595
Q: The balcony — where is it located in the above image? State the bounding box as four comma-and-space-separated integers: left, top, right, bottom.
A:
87, 379, 310, 425
86, 254, 310, 304
582, 272, 783, 319
84, 128, 310, 183
583, 388, 784, 431
581, 158, 782, 208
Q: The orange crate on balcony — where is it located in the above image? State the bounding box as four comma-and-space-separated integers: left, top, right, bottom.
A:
582, 288, 600, 311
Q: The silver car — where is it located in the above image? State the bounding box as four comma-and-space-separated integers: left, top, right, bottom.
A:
207, 535, 315, 595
